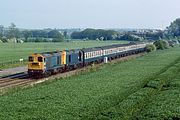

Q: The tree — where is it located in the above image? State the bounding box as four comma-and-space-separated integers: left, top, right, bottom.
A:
167, 18, 180, 36
7, 23, 20, 39
153, 40, 169, 50
71, 28, 119, 40
63, 31, 68, 39
48, 30, 64, 42
31, 30, 48, 38
23, 30, 32, 41
0, 25, 4, 38
146, 44, 156, 52
71, 31, 81, 39
117, 33, 143, 41
8, 23, 16, 38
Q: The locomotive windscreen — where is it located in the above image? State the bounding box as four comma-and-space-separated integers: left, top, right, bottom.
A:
29, 56, 34, 62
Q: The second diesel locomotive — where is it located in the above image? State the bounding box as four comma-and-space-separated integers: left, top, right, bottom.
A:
28, 42, 149, 77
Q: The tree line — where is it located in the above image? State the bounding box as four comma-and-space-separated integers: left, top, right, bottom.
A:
0, 23, 65, 43
71, 28, 145, 41
71, 28, 170, 41
0, 18, 180, 43
71, 18, 180, 41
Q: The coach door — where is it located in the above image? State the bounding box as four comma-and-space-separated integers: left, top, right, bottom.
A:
79, 51, 83, 62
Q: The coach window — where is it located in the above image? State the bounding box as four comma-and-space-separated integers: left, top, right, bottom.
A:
86, 53, 88, 59
38, 57, 43, 62
84, 53, 86, 59
29, 56, 33, 62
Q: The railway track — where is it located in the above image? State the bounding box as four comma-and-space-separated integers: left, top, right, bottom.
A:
0, 72, 34, 90
0, 53, 144, 92
1, 72, 28, 79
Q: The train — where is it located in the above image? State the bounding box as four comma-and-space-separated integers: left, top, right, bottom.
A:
28, 42, 151, 78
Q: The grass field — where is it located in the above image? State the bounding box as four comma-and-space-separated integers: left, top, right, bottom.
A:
0, 46, 180, 120
0, 41, 126, 69
135, 60, 180, 119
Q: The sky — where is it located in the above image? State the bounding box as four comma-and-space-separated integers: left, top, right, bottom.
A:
0, 0, 180, 29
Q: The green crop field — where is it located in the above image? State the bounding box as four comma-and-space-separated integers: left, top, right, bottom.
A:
0, 40, 126, 69
0, 46, 180, 120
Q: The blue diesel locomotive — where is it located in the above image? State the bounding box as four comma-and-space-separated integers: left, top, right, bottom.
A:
28, 42, 148, 77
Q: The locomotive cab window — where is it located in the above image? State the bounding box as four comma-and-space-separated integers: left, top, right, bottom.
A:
29, 56, 34, 62
38, 57, 43, 62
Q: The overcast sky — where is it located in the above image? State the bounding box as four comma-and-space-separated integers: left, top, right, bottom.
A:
0, 0, 180, 29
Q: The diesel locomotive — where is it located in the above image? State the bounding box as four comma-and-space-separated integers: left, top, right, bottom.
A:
28, 42, 150, 77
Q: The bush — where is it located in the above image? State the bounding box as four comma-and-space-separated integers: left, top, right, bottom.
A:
146, 44, 156, 52
118, 34, 144, 41
1, 38, 8, 42
52, 38, 64, 42
154, 40, 169, 50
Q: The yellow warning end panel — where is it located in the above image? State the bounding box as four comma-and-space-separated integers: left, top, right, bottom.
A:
61, 51, 66, 65
28, 54, 44, 70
